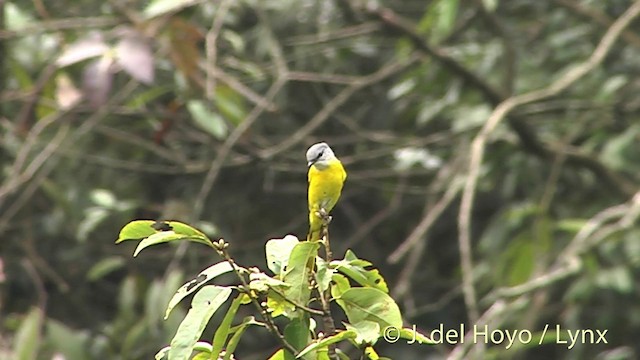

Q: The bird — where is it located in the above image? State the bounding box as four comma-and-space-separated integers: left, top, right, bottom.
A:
306, 142, 347, 241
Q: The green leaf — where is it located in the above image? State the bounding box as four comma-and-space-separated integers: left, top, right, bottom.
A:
165, 261, 234, 319
345, 321, 380, 345
284, 317, 310, 358
168, 285, 232, 360
336, 288, 402, 332
14, 308, 43, 360
315, 257, 333, 292
133, 231, 212, 256
249, 272, 289, 293
45, 319, 91, 360
296, 330, 357, 358
117, 220, 208, 242
268, 349, 285, 360
223, 317, 262, 360
156, 342, 213, 360
125, 86, 172, 108
496, 235, 535, 286
187, 100, 229, 140
595, 267, 633, 293
282, 241, 320, 312
87, 256, 125, 281
115, 220, 213, 256
265, 235, 300, 275
266, 288, 291, 318
210, 294, 246, 360
214, 85, 247, 125
331, 251, 388, 293
330, 273, 351, 300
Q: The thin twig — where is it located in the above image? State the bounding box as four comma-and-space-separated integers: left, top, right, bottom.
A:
212, 240, 299, 356
193, 9, 289, 221
205, 0, 232, 103
318, 220, 338, 360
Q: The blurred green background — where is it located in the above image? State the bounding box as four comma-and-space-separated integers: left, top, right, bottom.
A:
1, 0, 640, 359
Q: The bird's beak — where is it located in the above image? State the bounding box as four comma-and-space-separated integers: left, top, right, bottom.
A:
307, 160, 314, 167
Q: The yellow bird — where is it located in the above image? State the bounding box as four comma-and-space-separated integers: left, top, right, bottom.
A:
306, 142, 347, 241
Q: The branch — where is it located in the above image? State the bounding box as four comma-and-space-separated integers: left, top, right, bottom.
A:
458, 0, 640, 324
362, 3, 636, 198
259, 53, 420, 159
212, 239, 299, 356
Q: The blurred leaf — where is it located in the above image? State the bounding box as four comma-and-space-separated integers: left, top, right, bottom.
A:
595, 267, 633, 293
77, 207, 109, 242
168, 285, 232, 360
118, 275, 139, 316
597, 75, 627, 101
623, 229, 640, 266
45, 320, 90, 360
115, 31, 155, 84
483, 0, 498, 11
556, 218, 588, 234
82, 55, 114, 108
14, 308, 43, 360
600, 125, 640, 171
187, 100, 229, 140
496, 235, 535, 286
55, 73, 83, 109
167, 18, 202, 82
393, 147, 442, 171
87, 256, 125, 281
125, 86, 172, 108
56, 33, 108, 67
5, 2, 33, 30
165, 261, 234, 319
214, 86, 247, 125
144, 0, 201, 19
387, 78, 416, 100
418, 0, 459, 42
265, 235, 300, 275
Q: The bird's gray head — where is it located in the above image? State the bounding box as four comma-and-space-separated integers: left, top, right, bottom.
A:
306, 142, 336, 168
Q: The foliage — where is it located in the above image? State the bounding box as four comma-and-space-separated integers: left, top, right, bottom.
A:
116, 220, 433, 359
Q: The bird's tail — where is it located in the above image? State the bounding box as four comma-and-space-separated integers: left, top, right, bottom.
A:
307, 209, 322, 241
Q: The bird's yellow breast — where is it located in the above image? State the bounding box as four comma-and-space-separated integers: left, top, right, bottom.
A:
307, 159, 346, 213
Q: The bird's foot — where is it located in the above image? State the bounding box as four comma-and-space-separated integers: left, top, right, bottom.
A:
315, 208, 332, 225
